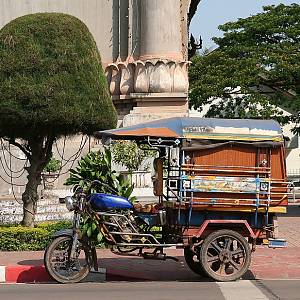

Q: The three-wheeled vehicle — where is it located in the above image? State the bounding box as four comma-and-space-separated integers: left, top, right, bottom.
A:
44, 117, 289, 283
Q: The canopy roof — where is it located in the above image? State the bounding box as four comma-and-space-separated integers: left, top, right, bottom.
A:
95, 117, 283, 143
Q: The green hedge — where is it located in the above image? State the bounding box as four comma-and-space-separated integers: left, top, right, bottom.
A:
35, 221, 72, 233
0, 221, 72, 251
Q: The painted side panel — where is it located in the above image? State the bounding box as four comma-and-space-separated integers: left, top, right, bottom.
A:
184, 144, 288, 208
170, 209, 271, 228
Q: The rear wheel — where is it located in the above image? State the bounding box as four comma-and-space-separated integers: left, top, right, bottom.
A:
44, 236, 90, 284
200, 229, 251, 282
184, 246, 207, 277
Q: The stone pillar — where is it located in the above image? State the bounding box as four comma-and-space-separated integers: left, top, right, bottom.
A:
106, 0, 190, 126
139, 0, 183, 61
119, 0, 129, 60
128, 0, 141, 60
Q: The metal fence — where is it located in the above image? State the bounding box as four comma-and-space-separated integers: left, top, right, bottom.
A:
120, 171, 153, 188
287, 169, 300, 176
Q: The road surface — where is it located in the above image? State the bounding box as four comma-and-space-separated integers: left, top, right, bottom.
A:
1, 280, 300, 300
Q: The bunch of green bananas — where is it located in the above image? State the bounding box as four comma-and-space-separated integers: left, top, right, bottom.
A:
81, 216, 103, 244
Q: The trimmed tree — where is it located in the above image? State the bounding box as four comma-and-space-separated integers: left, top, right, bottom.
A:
189, 4, 300, 126
0, 13, 117, 226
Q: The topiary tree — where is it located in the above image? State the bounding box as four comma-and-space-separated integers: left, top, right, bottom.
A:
0, 13, 117, 226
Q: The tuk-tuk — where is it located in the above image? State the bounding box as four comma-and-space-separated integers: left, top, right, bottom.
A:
44, 117, 290, 283
97, 117, 288, 281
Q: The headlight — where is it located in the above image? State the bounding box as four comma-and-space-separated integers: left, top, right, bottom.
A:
65, 196, 75, 211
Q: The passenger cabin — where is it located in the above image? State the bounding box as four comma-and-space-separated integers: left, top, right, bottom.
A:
96, 117, 289, 223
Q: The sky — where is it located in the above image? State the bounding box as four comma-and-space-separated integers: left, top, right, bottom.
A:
190, 0, 299, 50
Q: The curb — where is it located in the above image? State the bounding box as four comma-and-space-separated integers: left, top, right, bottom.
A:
0, 265, 150, 283
1, 265, 52, 283
2, 264, 300, 283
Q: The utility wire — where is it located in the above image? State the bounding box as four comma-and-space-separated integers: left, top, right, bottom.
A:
0, 171, 26, 187
0, 154, 27, 179
43, 135, 88, 184
0, 138, 28, 161
9, 143, 23, 204
0, 135, 87, 189
54, 135, 86, 168
0, 139, 28, 174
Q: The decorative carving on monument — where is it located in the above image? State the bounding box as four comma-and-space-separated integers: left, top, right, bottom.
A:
105, 63, 120, 95
133, 61, 149, 93
149, 61, 172, 93
173, 61, 190, 92
119, 62, 135, 95
106, 59, 190, 96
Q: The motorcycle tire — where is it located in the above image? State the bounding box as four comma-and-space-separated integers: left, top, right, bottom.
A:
44, 236, 90, 284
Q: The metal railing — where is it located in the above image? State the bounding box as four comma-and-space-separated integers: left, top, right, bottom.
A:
287, 169, 300, 176
120, 171, 153, 188
164, 163, 293, 207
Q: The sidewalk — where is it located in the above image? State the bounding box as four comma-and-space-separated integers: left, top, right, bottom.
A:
0, 205, 299, 283
0, 246, 300, 283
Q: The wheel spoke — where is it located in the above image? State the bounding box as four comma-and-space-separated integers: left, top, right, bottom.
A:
232, 248, 244, 257
210, 241, 222, 253
229, 259, 241, 270
53, 250, 67, 256
225, 238, 232, 250
207, 255, 219, 263
53, 261, 67, 268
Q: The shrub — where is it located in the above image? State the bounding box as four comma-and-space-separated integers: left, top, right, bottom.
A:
0, 227, 50, 251
65, 149, 136, 201
0, 221, 72, 251
35, 220, 72, 233
43, 158, 62, 173
0, 12, 117, 138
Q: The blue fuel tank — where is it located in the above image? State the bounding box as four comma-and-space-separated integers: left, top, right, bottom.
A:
89, 193, 133, 211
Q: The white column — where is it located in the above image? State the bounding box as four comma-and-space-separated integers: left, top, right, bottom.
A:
140, 0, 183, 61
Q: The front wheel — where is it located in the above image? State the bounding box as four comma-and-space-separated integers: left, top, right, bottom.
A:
200, 229, 251, 282
44, 236, 90, 283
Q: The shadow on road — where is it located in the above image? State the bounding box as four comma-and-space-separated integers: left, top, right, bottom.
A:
17, 256, 256, 283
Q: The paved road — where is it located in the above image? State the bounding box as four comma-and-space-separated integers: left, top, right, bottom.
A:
1, 280, 300, 300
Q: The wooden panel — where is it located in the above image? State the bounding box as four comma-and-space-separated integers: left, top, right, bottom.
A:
271, 148, 283, 179
270, 147, 288, 205
183, 144, 288, 208
153, 158, 164, 196
188, 145, 256, 168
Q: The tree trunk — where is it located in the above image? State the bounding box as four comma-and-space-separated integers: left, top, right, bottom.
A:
21, 164, 40, 227
21, 137, 54, 227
